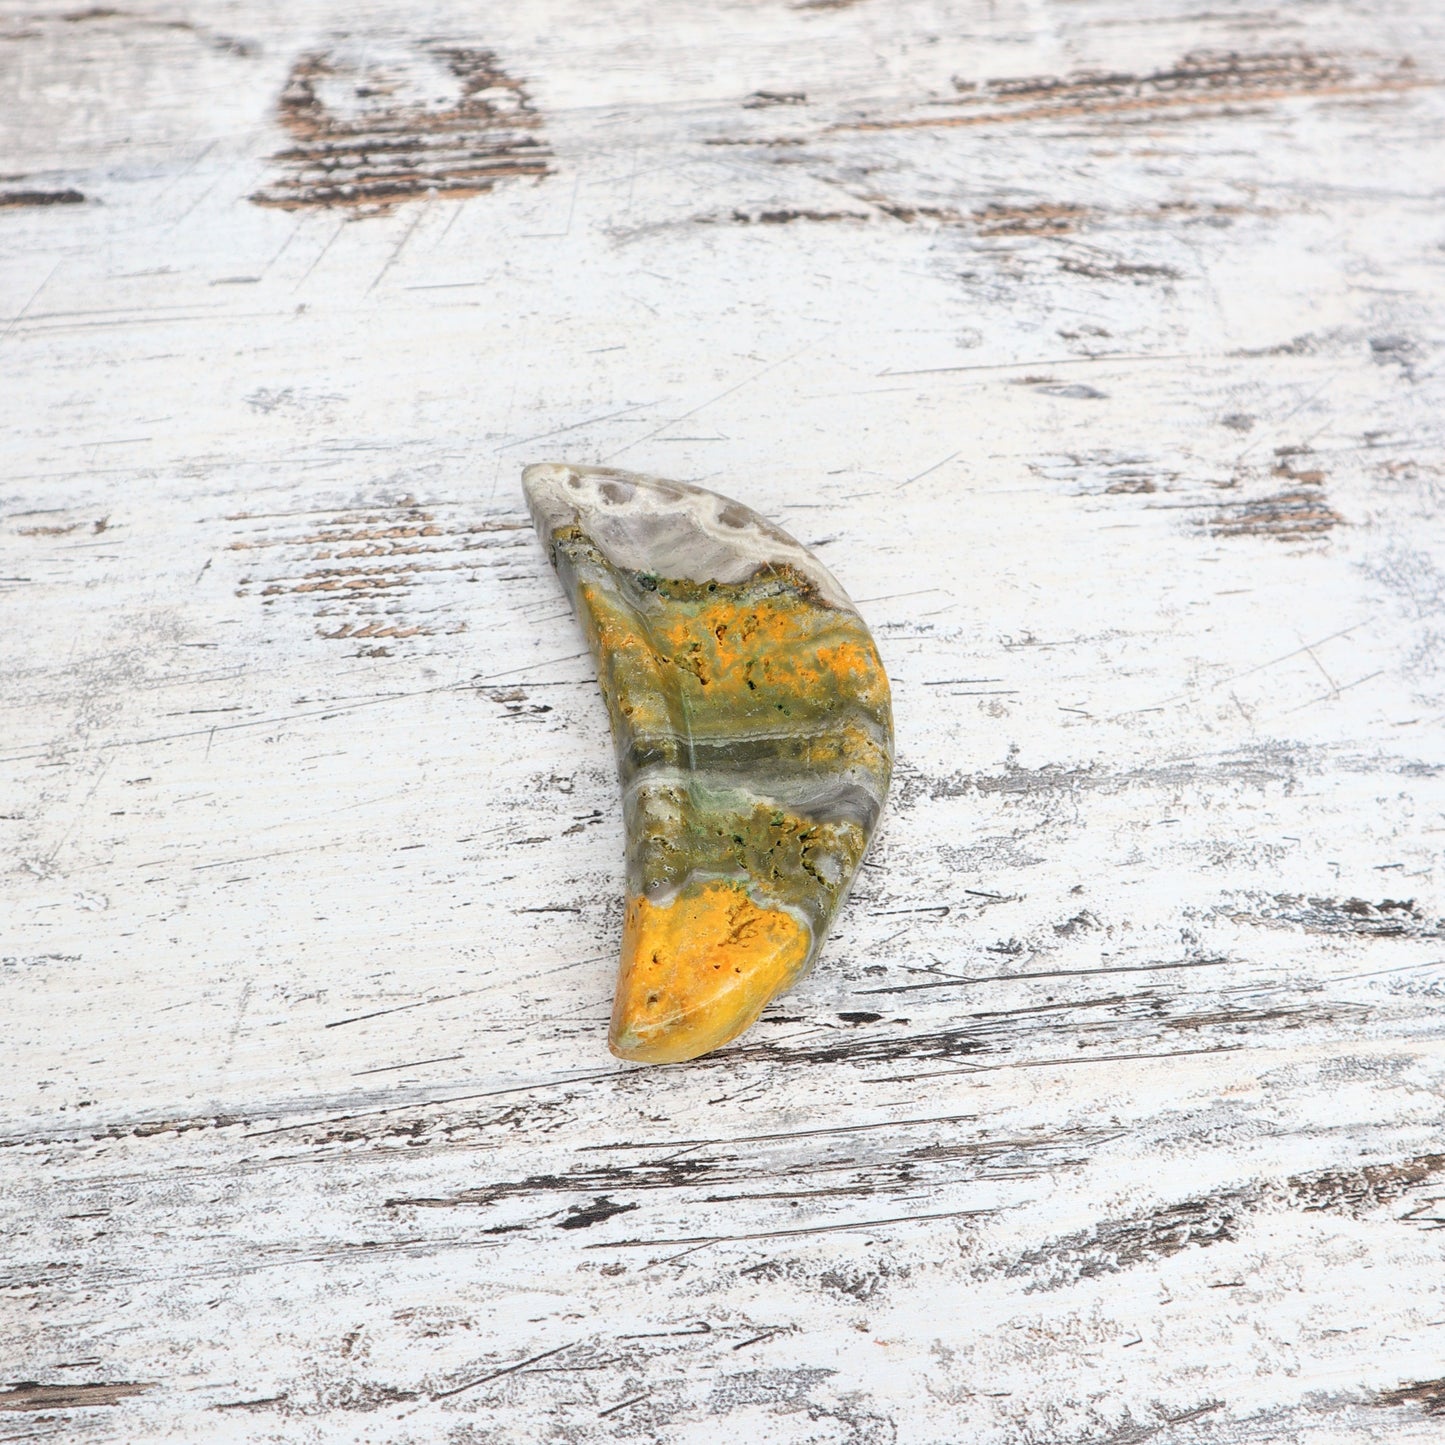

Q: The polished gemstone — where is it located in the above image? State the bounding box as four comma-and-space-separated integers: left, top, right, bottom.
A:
523, 463, 894, 1063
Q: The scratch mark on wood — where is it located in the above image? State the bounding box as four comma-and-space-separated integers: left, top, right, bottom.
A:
860, 957, 1231, 997
432, 1343, 575, 1400
352, 1053, 464, 1076
599, 1391, 651, 1416
212, 1393, 289, 1411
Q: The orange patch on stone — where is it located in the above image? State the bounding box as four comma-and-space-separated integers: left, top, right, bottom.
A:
626, 591, 890, 718
610, 880, 812, 1063
652, 596, 831, 694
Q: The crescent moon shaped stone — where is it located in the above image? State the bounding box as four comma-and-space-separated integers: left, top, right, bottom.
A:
522, 462, 894, 1064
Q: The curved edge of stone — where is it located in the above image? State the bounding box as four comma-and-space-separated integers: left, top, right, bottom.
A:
522, 460, 895, 1065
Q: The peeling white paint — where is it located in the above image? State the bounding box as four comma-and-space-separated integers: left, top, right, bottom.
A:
2, 0, 1444, 1439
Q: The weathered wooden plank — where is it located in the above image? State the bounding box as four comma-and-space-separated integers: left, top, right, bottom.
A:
2, 0, 1444, 1439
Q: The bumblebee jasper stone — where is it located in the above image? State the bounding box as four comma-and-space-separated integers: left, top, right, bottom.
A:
522, 463, 894, 1064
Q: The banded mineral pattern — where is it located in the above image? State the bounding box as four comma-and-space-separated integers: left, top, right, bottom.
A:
522, 463, 894, 1063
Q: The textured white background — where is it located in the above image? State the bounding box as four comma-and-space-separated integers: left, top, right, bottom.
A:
3, 0, 1445, 1439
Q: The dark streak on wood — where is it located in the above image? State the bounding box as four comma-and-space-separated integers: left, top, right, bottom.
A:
1377, 1377, 1445, 1414
433, 1343, 575, 1401
895, 745, 1300, 809
1059, 256, 1183, 285
1290, 1154, 1445, 1216
1227, 894, 1443, 938
556, 1196, 641, 1229
213, 1393, 289, 1411
1006, 1153, 1445, 1291
835, 49, 1426, 133
1005, 1195, 1242, 1289
388, 1123, 1118, 1217
742, 90, 807, 108
726, 207, 870, 225
599, 1390, 652, 1416
0, 188, 86, 208
0, 1381, 153, 1411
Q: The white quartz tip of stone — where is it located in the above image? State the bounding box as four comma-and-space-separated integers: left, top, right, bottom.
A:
521, 462, 855, 611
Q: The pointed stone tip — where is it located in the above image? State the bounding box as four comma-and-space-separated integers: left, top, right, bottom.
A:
608, 882, 813, 1064
520, 461, 573, 538
520, 460, 568, 495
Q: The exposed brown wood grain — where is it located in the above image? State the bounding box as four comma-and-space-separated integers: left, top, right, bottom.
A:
836, 49, 1428, 132
0, 1381, 154, 1411
251, 43, 551, 212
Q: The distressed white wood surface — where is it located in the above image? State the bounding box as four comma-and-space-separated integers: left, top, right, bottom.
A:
3, 0, 1445, 1439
